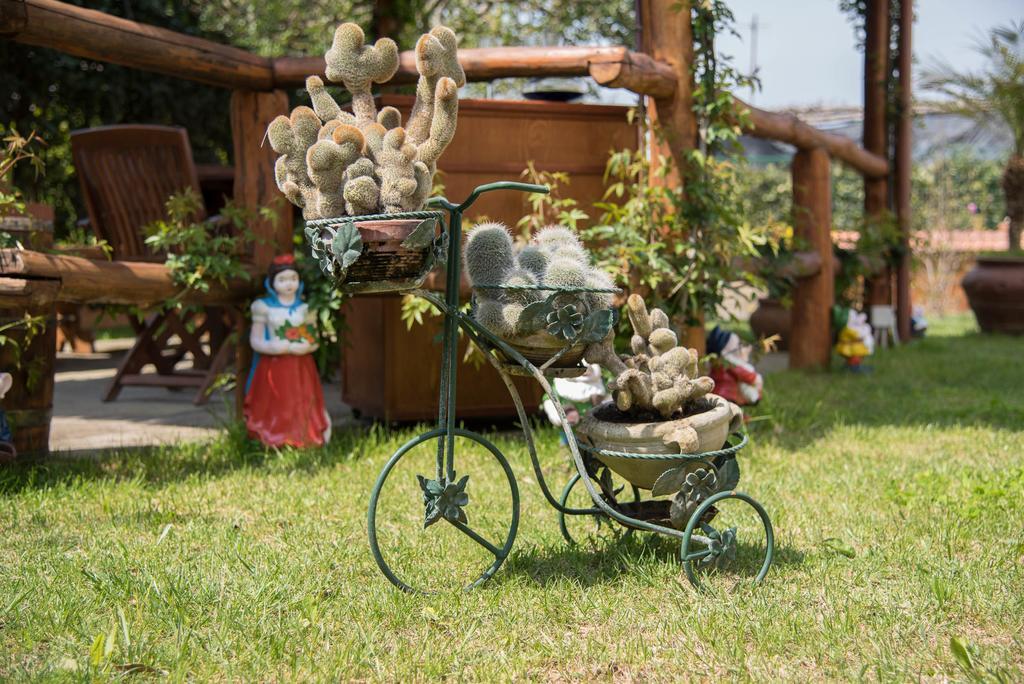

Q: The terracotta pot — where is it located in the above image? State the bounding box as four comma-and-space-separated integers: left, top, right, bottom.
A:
748, 298, 791, 350
576, 394, 743, 490
962, 256, 1024, 335
343, 217, 438, 289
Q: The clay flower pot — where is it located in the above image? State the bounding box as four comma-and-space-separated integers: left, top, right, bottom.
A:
576, 394, 743, 490
344, 217, 438, 284
962, 255, 1024, 335
749, 298, 791, 350
306, 214, 441, 294
501, 330, 587, 368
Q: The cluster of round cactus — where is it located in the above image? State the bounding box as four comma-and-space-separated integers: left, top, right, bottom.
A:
464, 223, 614, 338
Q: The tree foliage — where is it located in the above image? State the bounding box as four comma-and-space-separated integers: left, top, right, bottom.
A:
1, 1, 232, 238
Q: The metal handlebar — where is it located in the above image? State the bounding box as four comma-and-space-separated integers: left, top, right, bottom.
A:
428, 181, 549, 213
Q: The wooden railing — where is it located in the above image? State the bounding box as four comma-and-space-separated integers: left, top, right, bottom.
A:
0, 0, 907, 370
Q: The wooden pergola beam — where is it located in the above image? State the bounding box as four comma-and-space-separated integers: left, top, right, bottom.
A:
0, 250, 257, 307
0, 0, 274, 89
3, 0, 888, 178
737, 99, 890, 178
274, 45, 631, 88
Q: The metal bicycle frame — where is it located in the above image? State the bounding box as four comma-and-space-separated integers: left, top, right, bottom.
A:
365, 181, 773, 593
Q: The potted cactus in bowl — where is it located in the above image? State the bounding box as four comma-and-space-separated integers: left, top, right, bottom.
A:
578, 294, 743, 494
463, 223, 617, 368
268, 23, 464, 291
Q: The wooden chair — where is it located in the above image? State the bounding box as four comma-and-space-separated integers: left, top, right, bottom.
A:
71, 125, 237, 405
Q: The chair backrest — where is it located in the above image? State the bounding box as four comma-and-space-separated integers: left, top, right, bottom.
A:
71, 125, 204, 261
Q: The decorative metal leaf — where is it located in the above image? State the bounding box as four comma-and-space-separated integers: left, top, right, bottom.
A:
304, 224, 322, 245
716, 458, 740, 492
416, 473, 470, 529
652, 465, 689, 496
545, 305, 585, 340
517, 299, 552, 335
432, 232, 449, 267
400, 218, 438, 250
318, 255, 335, 277
331, 222, 363, 269
577, 308, 616, 344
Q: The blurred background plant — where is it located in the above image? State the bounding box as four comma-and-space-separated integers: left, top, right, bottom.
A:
515, 161, 589, 239
2, 1, 232, 240
921, 20, 1024, 252
0, 128, 46, 248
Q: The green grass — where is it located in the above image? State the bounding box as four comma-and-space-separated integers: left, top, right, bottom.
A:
2, 318, 1022, 681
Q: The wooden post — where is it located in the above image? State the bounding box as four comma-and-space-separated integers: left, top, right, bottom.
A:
0, 279, 59, 458
638, 0, 697, 179
790, 148, 835, 369
863, 0, 892, 306
230, 89, 293, 268
230, 89, 293, 414
638, 0, 704, 351
895, 0, 913, 341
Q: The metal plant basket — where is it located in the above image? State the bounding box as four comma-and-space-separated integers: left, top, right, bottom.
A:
469, 285, 618, 370
346, 181, 775, 593
305, 210, 446, 294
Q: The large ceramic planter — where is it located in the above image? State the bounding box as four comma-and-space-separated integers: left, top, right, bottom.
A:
962, 256, 1024, 335
576, 394, 743, 490
749, 298, 791, 350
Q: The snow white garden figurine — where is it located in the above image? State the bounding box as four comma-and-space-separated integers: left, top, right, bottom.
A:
245, 254, 331, 447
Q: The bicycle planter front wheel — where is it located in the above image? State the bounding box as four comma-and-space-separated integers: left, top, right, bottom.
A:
367, 427, 520, 594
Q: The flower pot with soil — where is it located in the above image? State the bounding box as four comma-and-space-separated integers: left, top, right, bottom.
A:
748, 297, 791, 350
578, 295, 745, 528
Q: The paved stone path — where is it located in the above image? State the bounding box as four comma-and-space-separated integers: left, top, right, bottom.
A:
50, 340, 352, 454
50, 341, 787, 455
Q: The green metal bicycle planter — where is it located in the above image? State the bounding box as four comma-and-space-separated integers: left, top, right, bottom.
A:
309, 181, 774, 593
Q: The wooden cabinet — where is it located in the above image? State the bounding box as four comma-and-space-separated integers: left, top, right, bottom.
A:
341, 97, 638, 422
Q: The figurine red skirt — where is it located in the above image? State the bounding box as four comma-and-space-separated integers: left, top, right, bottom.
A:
245, 354, 329, 448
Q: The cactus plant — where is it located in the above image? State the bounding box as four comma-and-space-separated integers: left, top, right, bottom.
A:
267, 23, 464, 220
584, 295, 715, 420
465, 223, 614, 342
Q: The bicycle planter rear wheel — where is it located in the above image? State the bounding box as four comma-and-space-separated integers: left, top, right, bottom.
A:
680, 490, 774, 589
367, 427, 520, 594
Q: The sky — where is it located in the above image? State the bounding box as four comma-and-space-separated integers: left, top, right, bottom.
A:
715, 0, 1022, 109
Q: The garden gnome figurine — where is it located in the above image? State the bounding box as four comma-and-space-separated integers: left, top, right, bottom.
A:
0, 372, 15, 463
705, 327, 763, 406
833, 306, 875, 373
542, 363, 610, 430
245, 255, 331, 447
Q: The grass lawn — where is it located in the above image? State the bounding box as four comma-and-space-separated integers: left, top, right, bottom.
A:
2, 315, 1022, 680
